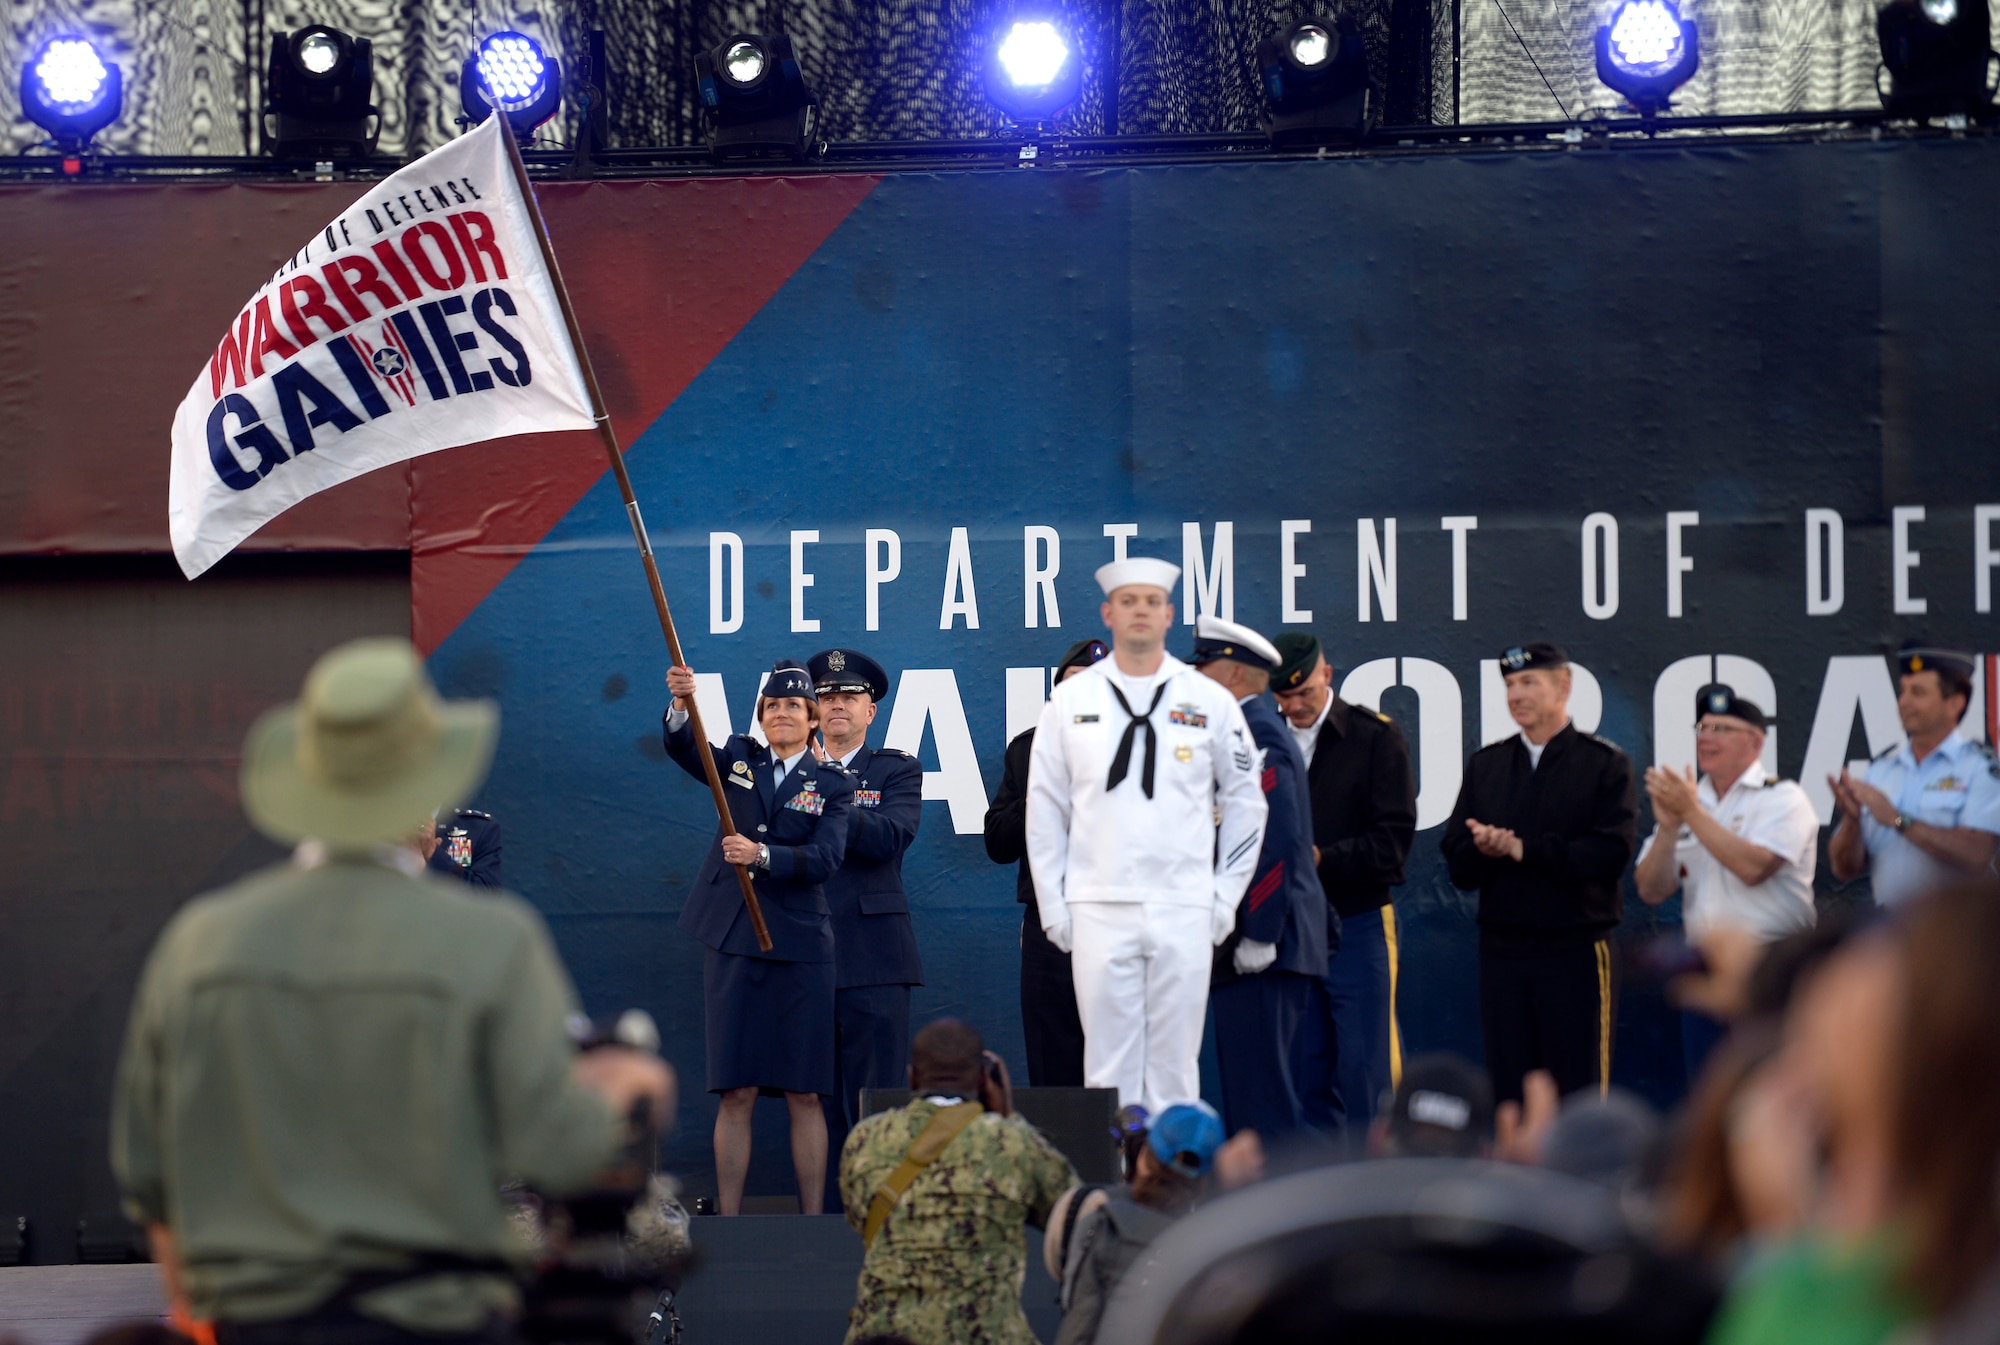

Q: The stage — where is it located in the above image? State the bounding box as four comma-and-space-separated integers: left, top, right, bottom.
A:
0, 1216, 1064, 1345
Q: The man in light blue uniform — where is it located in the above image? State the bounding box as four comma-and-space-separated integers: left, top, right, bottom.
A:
1829, 644, 2000, 907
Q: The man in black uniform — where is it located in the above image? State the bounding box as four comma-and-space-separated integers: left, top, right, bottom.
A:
421, 807, 502, 887
1441, 642, 1637, 1106
982, 637, 1107, 1087
1272, 633, 1416, 1133
807, 648, 923, 1207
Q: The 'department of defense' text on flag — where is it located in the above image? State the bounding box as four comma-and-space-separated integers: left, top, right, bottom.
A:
167, 114, 594, 579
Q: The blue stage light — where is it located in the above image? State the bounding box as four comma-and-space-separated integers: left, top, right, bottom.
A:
21, 36, 122, 151
998, 22, 1069, 87
461, 31, 564, 136
1594, 0, 1699, 115
984, 17, 1082, 125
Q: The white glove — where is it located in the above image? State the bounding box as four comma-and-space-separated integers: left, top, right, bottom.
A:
1044, 919, 1074, 954
1233, 940, 1278, 975
1211, 903, 1238, 947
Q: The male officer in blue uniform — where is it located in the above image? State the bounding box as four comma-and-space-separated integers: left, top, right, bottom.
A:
1829, 643, 2000, 907
1189, 616, 1331, 1140
806, 648, 923, 1201
422, 808, 501, 887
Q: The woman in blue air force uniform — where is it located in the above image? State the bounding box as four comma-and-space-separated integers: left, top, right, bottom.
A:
663, 658, 855, 1216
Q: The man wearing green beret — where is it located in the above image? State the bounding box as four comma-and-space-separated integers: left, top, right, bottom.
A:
1271, 632, 1416, 1134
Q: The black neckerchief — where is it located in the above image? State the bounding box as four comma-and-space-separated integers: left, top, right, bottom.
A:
1105, 679, 1168, 798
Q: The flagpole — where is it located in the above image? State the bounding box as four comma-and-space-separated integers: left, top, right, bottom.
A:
494, 115, 774, 954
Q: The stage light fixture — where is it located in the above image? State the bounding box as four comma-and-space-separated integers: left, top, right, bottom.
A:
983, 18, 1082, 126
266, 26, 377, 158
461, 32, 564, 137
694, 33, 814, 159
21, 36, 122, 152
1877, 0, 1995, 118
1255, 17, 1370, 145
1594, 0, 1699, 116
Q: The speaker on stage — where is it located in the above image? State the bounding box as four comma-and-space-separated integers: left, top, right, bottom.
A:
858, 1086, 1121, 1182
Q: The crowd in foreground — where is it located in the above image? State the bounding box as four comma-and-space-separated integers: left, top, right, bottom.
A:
835, 872, 2000, 1345
90, 633, 2000, 1345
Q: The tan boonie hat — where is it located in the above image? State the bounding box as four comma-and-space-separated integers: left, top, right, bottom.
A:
240, 637, 497, 849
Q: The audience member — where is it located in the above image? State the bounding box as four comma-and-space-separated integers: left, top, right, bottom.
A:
1052, 1101, 1225, 1345
110, 639, 672, 1344
1538, 1089, 1661, 1194
1710, 880, 2000, 1344
1368, 1053, 1493, 1159
839, 1018, 1076, 1345
1657, 1021, 1804, 1274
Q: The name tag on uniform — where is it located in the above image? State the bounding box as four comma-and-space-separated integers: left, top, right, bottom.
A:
1073, 714, 1099, 723
785, 793, 826, 816
854, 789, 882, 808
726, 773, 754, 789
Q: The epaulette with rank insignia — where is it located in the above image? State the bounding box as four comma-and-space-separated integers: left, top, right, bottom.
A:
1371, 710, 1391, 723
872, 747, 916, 760
1873, 743, 1899, 762
455, 809, 491, 819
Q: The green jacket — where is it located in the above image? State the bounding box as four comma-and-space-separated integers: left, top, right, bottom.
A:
111, 855, 619, 1332
839, 1098, 1078, 1345
1706, 1234, 1917, 1345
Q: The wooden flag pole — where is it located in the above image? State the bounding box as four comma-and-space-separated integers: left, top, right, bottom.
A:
495, 115, 773, 953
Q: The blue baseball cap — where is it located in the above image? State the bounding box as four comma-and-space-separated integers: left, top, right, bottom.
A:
1147, 1100, 1225, 1178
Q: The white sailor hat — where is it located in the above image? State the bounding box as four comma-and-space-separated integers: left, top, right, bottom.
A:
1189, 614, 1282, 671
1095, 556, 1180, 596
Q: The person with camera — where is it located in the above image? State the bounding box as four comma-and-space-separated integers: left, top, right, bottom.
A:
665, 658, 856, 1217
839, 1018, 1076, 1345
112, 639, 674, 1345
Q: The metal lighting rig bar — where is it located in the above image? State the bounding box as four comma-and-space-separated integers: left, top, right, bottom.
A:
0, 106, 1988, 184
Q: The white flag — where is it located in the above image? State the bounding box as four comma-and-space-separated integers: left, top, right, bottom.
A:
168, 115, 594, 578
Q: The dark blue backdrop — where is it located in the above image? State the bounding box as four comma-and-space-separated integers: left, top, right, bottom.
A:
424, 138, 2000, 1200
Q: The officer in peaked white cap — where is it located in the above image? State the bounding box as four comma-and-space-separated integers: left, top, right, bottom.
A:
1024, 556, 1269, 1114
1830, 642, 2000, 908
1189, 615, 1330, 1140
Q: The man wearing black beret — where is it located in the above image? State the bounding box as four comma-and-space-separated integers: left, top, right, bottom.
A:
1440, 642, 1637, 1106
1272, 632, 1416, 1134
982, 637, 1107, 1086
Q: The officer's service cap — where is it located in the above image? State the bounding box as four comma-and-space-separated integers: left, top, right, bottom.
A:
1897, 642, 1975, 683
1189, 614, 1282, 671
761, 659, 817, 702
1095, 556, 1180, 596
1271, 633, 1322, 691
1695, 683, 1767, 731
1056, 638, 1110, 679
807, 648, 888, 701
1498, 641, 1568, 674
1148, 1100, 1225, 1178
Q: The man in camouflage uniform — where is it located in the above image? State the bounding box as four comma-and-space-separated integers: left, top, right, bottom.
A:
839, 1019, 1076, 1345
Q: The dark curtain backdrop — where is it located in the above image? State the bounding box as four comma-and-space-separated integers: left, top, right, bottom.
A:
1, 0, 1938, 158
